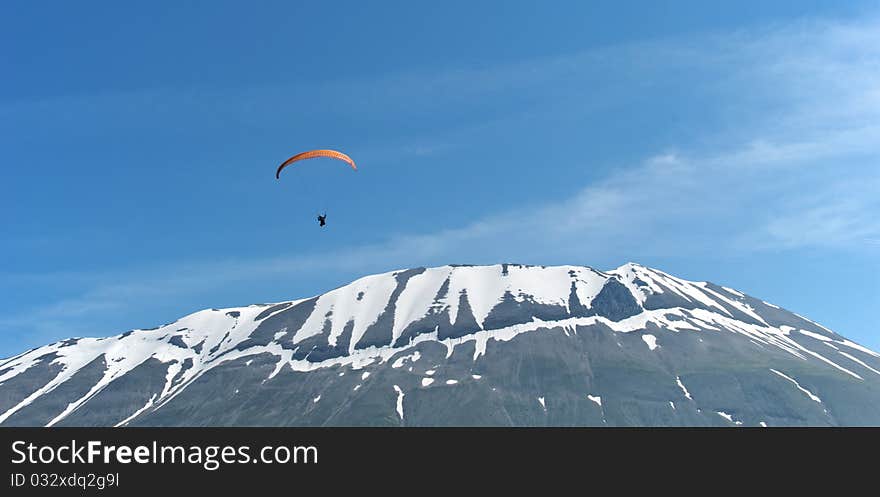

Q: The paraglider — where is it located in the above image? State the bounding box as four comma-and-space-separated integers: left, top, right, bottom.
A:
275, 149, 357, 179
275, 149, 357, 228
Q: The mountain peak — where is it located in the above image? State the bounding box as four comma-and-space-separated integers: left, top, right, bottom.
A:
1, 262, 878, 427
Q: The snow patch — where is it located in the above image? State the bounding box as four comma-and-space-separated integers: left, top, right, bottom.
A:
393, 385, 404, 420
836, 351, 880, 376
798, 329, 831, 341
114, 394, 157, 427
770, 369, 822, 403
445, 265, 581, 329
294, 272, 399, 353
392, 268, 452, 341
722, 286, 744, 297
391, 351, 421, 369
837, 339, 880, 358
717, 411, 742, 425
676, 376, 693, 401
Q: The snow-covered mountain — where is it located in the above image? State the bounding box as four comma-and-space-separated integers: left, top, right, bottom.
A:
2, 263, 879, 426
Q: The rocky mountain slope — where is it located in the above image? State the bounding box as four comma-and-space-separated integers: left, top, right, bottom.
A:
2, 263, 878, 426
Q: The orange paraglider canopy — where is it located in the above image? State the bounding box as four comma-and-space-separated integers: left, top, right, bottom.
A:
275, 149, 357, 179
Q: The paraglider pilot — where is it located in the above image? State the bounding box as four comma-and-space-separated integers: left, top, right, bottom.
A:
275, 149, 356, 229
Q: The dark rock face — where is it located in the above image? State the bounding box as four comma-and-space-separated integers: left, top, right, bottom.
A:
126, 325, 880, 427
0, 353, 64, 417
1, 263, 878, 427
3, 356, 107, 427
591, 278, 642, 321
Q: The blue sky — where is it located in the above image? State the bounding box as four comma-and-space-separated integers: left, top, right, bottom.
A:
2, 1, 879, 357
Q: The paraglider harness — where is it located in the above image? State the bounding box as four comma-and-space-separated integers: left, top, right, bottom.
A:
317, 213, 327, 227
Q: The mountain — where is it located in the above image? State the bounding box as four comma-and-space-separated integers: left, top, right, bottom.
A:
2, 263, 879, 426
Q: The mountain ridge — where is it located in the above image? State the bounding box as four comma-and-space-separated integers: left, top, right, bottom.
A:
2, 262, 878, 426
